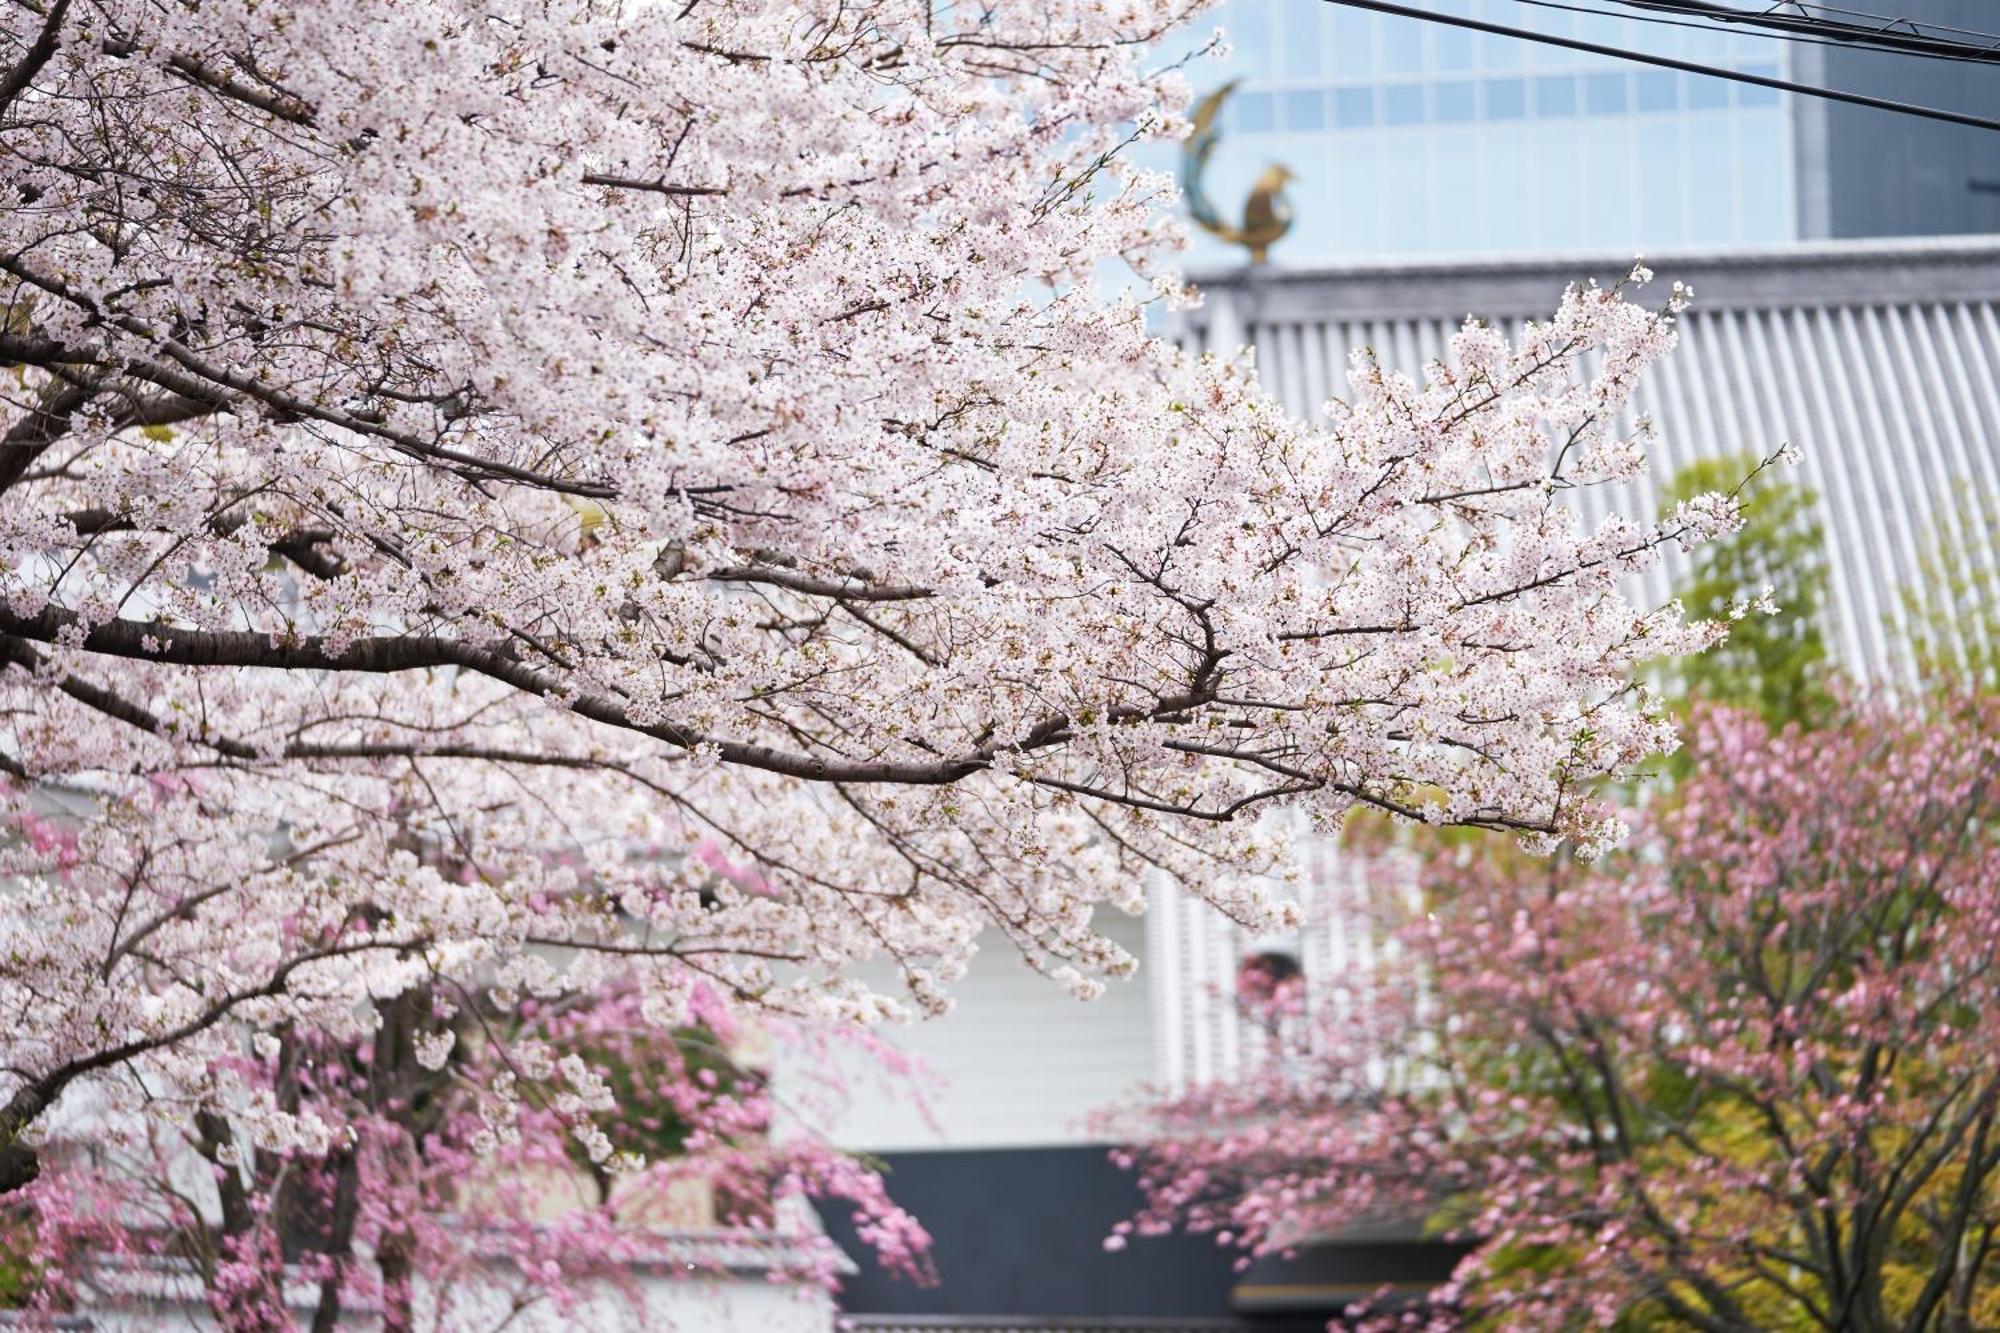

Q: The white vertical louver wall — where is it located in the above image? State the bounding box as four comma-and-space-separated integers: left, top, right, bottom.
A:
1175, 237, 2000, 681
1146, 826, 1409, 1095
1145, 238, 2000, 1093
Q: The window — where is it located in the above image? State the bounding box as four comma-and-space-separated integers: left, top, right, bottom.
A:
1234, 90, 1276, 133
1434, 80, 1476, 123
1535, 74, 1577, 117
1227, 0, 1273, 75
1526, 4, 1573, 66
1635, 69, 1678, 113
1385, 82, 1425, 125
1334, 85, 1376, 128
1585, 71, 1629, 115
1282, 0, 1323, 79
1236, 951, 1305, 1023
1435, 22, 1475, 71
1737, 63, 1781, 106
1484, 77, 1526, 119
1687, 74, 1731, 110
1332, 9, 1374, 77
1281, 88, 1326, 132
1478, 30, 1525, 67
1383, 17, 1422, 73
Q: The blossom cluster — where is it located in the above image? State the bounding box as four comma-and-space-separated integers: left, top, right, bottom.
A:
21, 979, 930, 1329
1110, 695, 2000, 1329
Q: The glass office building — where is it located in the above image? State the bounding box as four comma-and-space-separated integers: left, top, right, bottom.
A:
1141, 0, 1963, 265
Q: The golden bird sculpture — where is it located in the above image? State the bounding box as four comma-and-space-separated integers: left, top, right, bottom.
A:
1181, 81, 1298, 265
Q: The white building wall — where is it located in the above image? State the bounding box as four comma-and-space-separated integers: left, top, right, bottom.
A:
826, 910, 1155, 1151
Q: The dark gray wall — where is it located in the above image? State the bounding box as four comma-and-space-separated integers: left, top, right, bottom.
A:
815, 1145, 1467, 1328
816, 1145, 1253, 1320
1792, 1, 2000, 239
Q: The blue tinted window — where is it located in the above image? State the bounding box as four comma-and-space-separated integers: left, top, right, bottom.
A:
1635, 70, 1677, 112
1585, 72, 1628, 114
1526, 5, 1572, 66
1686, 74, 1730, 110
1686, 118, 1733, 241
1228, 0, 1273, 73
1478, 30, 1525, 67
1332, 10, 1373, 77
1484, 77, 1526, 119
1382, 18, 1422, 73
1526, 4, 1572, 37
1534, 75, 1577, 117
1737, 64, 1780, 106
1572, 9, 1625, 48
1727, 32, 1773, 61
1334, 85, 1375, 128
1435, 23, 1474, 70
1681, 15, 1730, 60
1385, 83, 1425, 124
1234, 90, 1276, 133
1738, 114, 1790, 237
1281, 88, 1326, 131
1282, 0, 1323, 79
1434, 81, 1475, 123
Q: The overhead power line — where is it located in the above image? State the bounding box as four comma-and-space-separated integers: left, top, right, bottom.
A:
1319, 0, 2000, 133
1609, 1, 2000, 63
1504, 0, 2000, 66
1505, 0, 2000, 66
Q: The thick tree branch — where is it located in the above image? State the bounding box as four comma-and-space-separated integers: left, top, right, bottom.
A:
0, 0, 69, 116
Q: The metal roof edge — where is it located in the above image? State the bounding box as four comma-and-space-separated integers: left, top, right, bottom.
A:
1179, 235, 2000, 322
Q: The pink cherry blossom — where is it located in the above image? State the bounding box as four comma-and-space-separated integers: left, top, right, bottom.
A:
1111, 694, 2000, 1330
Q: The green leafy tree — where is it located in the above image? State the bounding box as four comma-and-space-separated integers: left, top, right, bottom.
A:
1659, 453, 1832, 728
1899, 489, 2000, 694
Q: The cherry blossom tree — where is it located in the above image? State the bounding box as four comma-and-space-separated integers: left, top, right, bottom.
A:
3, 0, 1742, 1288
1111, 695, 2000, 1331
15, 973, 930, 1330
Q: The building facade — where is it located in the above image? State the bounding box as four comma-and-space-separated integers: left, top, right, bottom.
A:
1150, 0, 2000, 267
1792, 0, 2000, 241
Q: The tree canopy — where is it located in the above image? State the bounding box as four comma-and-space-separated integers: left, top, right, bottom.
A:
1, 1, 1738, 1317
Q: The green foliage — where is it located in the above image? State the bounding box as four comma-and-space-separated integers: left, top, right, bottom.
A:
1658, 453, 1832, 728
0, 1207, 38, 1308
1898, 488, 2000, 694
558, 1021, 759, 1210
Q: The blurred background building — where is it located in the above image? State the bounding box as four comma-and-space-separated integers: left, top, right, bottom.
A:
1149, 0, 2000, 265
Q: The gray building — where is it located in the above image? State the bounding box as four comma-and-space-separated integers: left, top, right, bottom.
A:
1792, 0, 2000, 240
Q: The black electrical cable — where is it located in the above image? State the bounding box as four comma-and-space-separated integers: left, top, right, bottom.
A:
1319, 0, 2000, 132
1503, 0, 2000, 67
1609, 0, 2000, 62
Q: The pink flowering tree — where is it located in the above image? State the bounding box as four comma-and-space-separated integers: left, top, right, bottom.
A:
1111, 695, 2000, 1330
19, 972, 932, 1329
4, 0, 1746, 1305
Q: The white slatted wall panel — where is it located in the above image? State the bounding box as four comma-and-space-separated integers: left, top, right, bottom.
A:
1202, 290, 2000, 683
1149, 244, 2000, 1093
